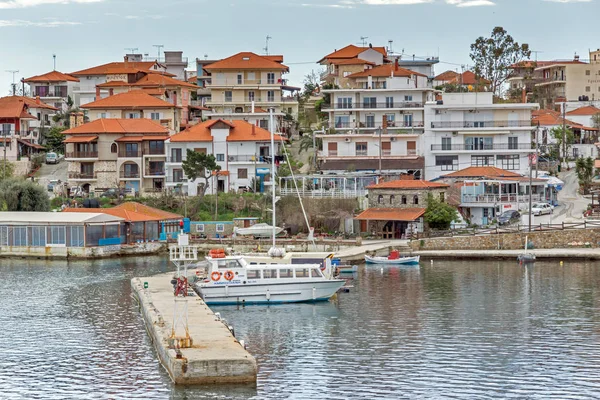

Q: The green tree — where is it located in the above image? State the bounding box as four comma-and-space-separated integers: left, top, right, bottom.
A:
592, 113, 600, 130
298, 131, 322, 154
424, 193, 459, 230
0, 161, 15, 180
181, 149, 221, 196
470, 26, 531, 96
576, 157, 594, 194
45, 126, 66, 153
550, 125, 574, 164
0, 178, 50, 211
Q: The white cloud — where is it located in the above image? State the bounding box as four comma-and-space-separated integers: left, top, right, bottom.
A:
301, 3, 355, 8
359, 0, 433, 3
0, 0, 102, 9
446, 0, 495, 6
0, 19, 81, 27
543, 0, 591, 2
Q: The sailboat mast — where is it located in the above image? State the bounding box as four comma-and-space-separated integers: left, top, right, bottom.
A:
270, 109, 276, 249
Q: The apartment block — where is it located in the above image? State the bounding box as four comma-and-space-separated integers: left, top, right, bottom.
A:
23, 71, 79, 113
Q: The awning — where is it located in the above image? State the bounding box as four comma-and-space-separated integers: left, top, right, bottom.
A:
212, 170, 230, 176
355, 207, 426, 221
17, 139, 45, 149
63, 135, 98, 143
115, 136, 143, 142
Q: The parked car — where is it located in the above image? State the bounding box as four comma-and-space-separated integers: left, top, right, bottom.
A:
47, 179, 60, 192
69, 186, 84, 198
45, 152, 58, 164
531, 203, 553, 216
498, 210, 521, 225
100, 188, 126, 199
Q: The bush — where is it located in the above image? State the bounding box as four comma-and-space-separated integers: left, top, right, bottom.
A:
0, 178, 50, 211
424, 193, 459, 230
31, 154, 45, 170
0, 161, 15, 180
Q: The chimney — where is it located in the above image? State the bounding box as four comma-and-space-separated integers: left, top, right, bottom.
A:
251, 124, 256, 135
251, 100, 255, 113
95, 87, 100, 100
76, 112, 84, 127
69, 113, 76, 128
35, 96, 41, 105
124, 55, 129, 68
574, 54, 580, 61
394, 58, 399, 71
521, 87, 527, 103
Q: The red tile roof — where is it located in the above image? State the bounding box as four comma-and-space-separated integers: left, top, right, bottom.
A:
97, 73, 197, 89
115, 135, 168, 142
329, 58, 376, 66
63, 135, 98, 143
319, 45, 387, 63
566, 105, 600, 116
435, 70, 490, 85
0, 96, 56, 119
434, 70, 460, 81
442, 166, 522, 178
62, 119, 169, 135
169, 119, 285, 143
23, 70, 79, 83
348, 64, 426, 79
204, 52, 288, 71
71, 61, 161, 76
367, 180, 449, 189
532, 109, 580, 127
354, 207, 426, 221
65, 202, 182, 222
80, 91, 178, 109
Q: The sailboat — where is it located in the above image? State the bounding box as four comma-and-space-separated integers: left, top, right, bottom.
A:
517, 235, 536, 264
195, 111, 345, 304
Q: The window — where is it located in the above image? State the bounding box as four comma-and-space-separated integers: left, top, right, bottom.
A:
247, 72, 255, 81
355, 142, 367, 156
263, 269, 277, 279
216, 154, 225, 161
123, 163, 139, 178
337, 97, 352, 109
171, 148, 182, 163
295, 268, 309, 278
386, 114, 395, 123
99, 112, 108, 119
382, 141, 391, 156
436, 155, 458, 171
124, 143, 139, 157
225, 91, 232, 102
440, 192, 445, 203
267, 90, 275, 102
13, 226, 27, 246
31, 226, 46, 247
413, 195, 419, 205
0, 226, 7, 246
403, 114, 413, 127
465, 137, 493, 150
195, 224, 205, 233
111, 143, 117, 153
279, 269, 293, 278
248, 91, 255, 102
497, 154, 520, 170
48, 226, 66, 245
173, 169, 183, 182
70, 226, 84, 247
586, 70, 591, 76
363, 97, 376, 109
335, 115, 349, 128
310, 268, 322, 278
385, 97, 394, 108
366, 115, 375, 128
247, 269, 260, 279
126, 113, 140, 119
238, 168, 248, 179
328, 142, 338, 156
586, 86, 591, 92
378, 195, 384, 204
150, 112, 160, 120
404, 95, 413, 101
148, 141, 164, 155
343, 71, 350, 77
216, 224, 224, 232
401, 195, 407, 205
471, 155, 494, 166
237, 74, 243, 84
441, 137, 452, 151
267, 73, 275, 84
508, 137, 519, 150
390, 195, 395, 204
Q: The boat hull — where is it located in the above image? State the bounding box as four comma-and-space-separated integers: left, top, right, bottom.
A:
196, 280, 345, 305
365, 255, 420, 265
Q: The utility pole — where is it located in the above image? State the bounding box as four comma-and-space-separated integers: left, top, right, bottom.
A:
528, 152, 533, 232
6, 70, 19, 95
562, 101, 567, 170
378, 125, 383, 176
270, 108, 276, 249
312, 129, 324, 170
535, 123, 540, 178
153, 44, 164, 60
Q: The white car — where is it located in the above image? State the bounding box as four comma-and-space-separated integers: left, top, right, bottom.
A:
531, 203, 553, 216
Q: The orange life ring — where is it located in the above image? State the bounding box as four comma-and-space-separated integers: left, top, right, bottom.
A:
211, 271, 221, 281
224, 270, 235, 281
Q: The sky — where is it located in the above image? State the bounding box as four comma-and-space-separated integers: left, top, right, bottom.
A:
0, 0, 598, 95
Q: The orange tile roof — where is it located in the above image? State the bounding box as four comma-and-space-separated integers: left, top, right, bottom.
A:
115, 135, 168, 142
355, 207, 426, 221
97, 73, 198, 89
566, 105, 600, 116
115, 202, 182, 220
263, 55, 284, 63
348, 64, 426, 79
205, 52, 288, 71
0, 96, 56, 119
595, 160, 600, 169
80, 91, 178, 109
532, 109, 582, 127
367, 179, 449, 189
63, 135, 98, 143
71, 61, 160, 76
169, 119, 286, 143
442, 166, 522, 178
319, 45, 387, 63
329, 58, 376, 66
509, 61, 554, 69
434, 70, 459, 81
64, 202, 182, 222
23, 70, 79, 83
187, 76, 198, 83
62, 119, 169, 135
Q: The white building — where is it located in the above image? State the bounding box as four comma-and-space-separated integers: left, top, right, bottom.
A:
165, 119, 284, 195
423, 92, 538, 180
23, 71, 79, 113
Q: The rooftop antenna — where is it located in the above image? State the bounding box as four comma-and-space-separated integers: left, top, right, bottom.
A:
53, 54, 56, 71
359, 36, 368, 47
530, 50, 543, 62
204, 54, 208, 60
124, 47, 138, 54
153, 44, 164, 60
6, 70, 19, 95
264, 35, 272, 55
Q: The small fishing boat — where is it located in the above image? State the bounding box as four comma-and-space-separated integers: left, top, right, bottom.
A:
235, 223, 283, 238
336, 264, 358, 274
365, 250, 420, 265
518, 235, 536, 264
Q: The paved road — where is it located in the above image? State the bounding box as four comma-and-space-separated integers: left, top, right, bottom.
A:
35, 160, 67, 198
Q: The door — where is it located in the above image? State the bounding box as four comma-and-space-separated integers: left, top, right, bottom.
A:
328, 142, 338, 156
382, 141, 391, 156
217, 179, 225, 193
407, 141, 416, 156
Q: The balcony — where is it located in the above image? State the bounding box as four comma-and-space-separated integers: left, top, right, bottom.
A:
430, 120, 532, 129
166, 177, 186, 183
322, 101, 424, 110
66, 151, 98, 159
68, 171, 97, 180
143, 147, 166, 156
118, 149, 143, 158
120, 170, 140, 179
320, 70, 336, 80
228, 155, 270, 163
431, 143, 531, 151
144, 169, 166, 178
461, 194, 544, 204
166, 156, 185, 163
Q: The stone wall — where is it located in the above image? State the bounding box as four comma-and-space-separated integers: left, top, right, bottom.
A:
369, 187, 446, 209
409, 228, 600, 251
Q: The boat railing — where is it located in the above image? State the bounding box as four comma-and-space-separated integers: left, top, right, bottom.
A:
169, 246, 198, 261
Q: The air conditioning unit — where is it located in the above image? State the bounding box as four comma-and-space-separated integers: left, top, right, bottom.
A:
399, 110, 404, 114
344, 137, 351, 143
390, 137, 397, 142
228, 156, 234, 161
452, 131, 458, 136
435, 109, 441, 115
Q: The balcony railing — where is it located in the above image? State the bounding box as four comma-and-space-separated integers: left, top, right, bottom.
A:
120, 171, 140, 179
118, 150, 143, 158
228, 155, 270, 163
166, 156, 185, 163
146, 169, 166, 176
68, 172, 97, 180
461, 194, 544, 204
166, 177, 185, 183
430, 120, 532, 129
66, 151, 98, 159
323, 101, 424, 110
143, 147, 166, 156
431, 143, 531, 151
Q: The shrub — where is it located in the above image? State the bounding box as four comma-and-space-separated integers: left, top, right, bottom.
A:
0, 178, 50, 211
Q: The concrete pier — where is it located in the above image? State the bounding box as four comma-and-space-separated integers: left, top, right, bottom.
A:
131, 273, 257, 385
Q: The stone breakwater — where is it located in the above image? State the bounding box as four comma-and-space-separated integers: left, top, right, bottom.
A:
131, 273, 257, 385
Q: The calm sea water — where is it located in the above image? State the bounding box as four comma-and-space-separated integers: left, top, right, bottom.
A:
1, 256, 600, 399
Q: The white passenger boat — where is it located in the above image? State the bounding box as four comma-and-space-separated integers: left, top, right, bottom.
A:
365, 254, 420, 265
195, 249, 345, 305
235, 223, 283, 238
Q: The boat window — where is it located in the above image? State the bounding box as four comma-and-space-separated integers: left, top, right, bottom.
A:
295, 268, 309, 278
247, 269, 260, 279
263, 269, 277, 279
249, 262, 257, 265
279, 268, 293, 278
217, 260, 241, 269
311, 269, 322, 278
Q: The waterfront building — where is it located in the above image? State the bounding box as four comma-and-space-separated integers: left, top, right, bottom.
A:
0, 96, 56, 162
355, 177, 449, 239
532, 109, 598, 159
64, 201, 184, 242
203, 52, 299, 132
0, 212, 124, 257
62, 118, 170, 196
423, 92, 537, 180
165, 119, 285, 195
22, 71, 80, 113
80, 91, 181, 134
